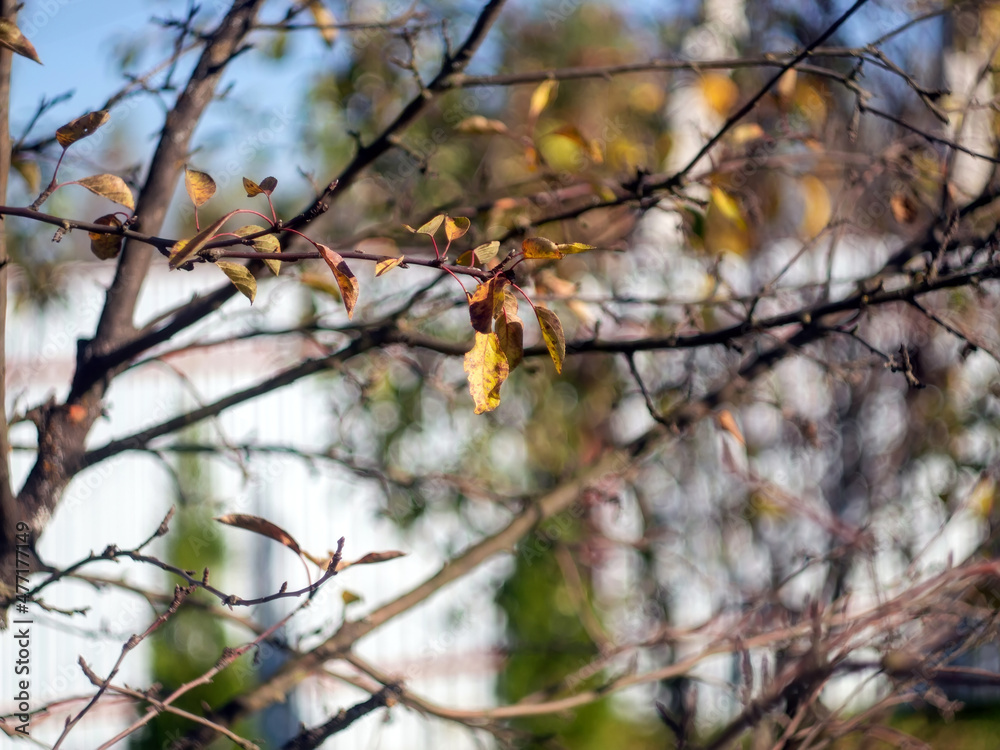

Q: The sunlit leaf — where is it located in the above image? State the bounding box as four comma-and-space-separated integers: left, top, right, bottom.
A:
445, 216, 471, 242
464, 331, 509, 414
709, 187, 743, 225
375, 256, 405, 276
455, 115, 509, 135
75, 174, 135, 210
308, 0, 338, 47
184, 166, 216, 208
56, 110, 109, 149
473, 240, 500, 264
717, 409, 745, 446
88, 214, 124, 260
529, 79, 558, 121
799, 175, 831, 238
317, 244, 359, 318
700, 73, 738, 116
534, 305, 565, 374
215, 514, 302, 554
404, 214, 444, 237
556, 242, 595, 255
522, 236, 562, 259
0, 18, 41, 63
169, 212, 233, 269
235, 224, 281, 275
216, 261, 257, 303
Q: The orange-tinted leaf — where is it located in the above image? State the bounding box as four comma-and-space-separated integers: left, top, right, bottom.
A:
556, 242, 595, 254
404, 214, 444, 237
235, 224, 280, 275
473, 240, 500, 264
308, 0, 338, 46
375, 256, 405, 276
184, 166, 216, 207
445, 216, 471, 242
717, 409, 745, 446
169, 212, 233, 269
468, 278, 501, 334
88, 214, 124, 260
891, 194, 918, 224
455, 115, 509, 135
534, 305, 565, 374
259, 176, 277, 195
464, 331, 509, 414
342, 590, 363, 605
0, 18, 41, 64
335, 550, 406, 571
216, 261, 257, 303
529, 79, 558, 121
74, 174, 135, 210
243, 177, 263, 197
215, 514, 302, 554
522, 236, 562, 259
56, 110, 109, 149
317, 244, 359, 318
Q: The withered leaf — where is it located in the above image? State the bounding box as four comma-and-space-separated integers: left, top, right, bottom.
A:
56, 110, 110, 149
88, 214, 124, 260
317, 244, 359, 318
75, 174, 134, 210
216, 261, 257, 304
184, 166, 216, 208
464, 331, 509, 414
534, 305, 566, 374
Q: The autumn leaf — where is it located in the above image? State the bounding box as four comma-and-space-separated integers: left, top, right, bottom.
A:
235, 224, 281, 276
473, 240, 500, 264
534, 305, 566, 374
464, 331, 510, 414
169, 211, 233, 269
259, 176, 277, 195
335, 550, 407, 572
375, 256, 405, 276
0, 18, 41, 63
468, 278, 501, 334
216, 261, 257, 304
556, 242, 595, 255
88, 214, 124, 260
73, 174, 135, 210
342, 590, 363, 605
495, 289, 524, 371
529, 79, 558, 121
523, 236, 562, 259
799, 175, 831, 238
215, 514, 303, 554
56, 110, 110, 149
317, 244, 359, 318
12, 158, 41, 193
455, 115, 509, 135
404, 214, 445, 237
445, 216, 471, 242
308, 0, 338, 47
184, 166, 216, 207
242, 177, 263, 197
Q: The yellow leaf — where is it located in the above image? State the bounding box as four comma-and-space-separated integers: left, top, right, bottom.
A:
342, 590, 363, 605
184, 166, 216, 208
529, 79, 558, 121
75, 174, 135, 210
472, 240, 500, 264
534, 305, 565, 374
455, 115, 509, 135
335, 550, 407, 571
799, 175, 831, 238
12, 158, 40, 193
55, 110, 109, 149
308, 0, 338, 47
317, 244, 359, 318
403, 214, 444, 237
445, 216, 471, 242
709, 186, 744, 225
0, 18, 41, 64
522, 236, 562, 259
216, 261, 257, 304
243, 177, 263, 197
235, 224, 280, 275
700, 73, 739, 116
464, 331, 509, 414
169, 212, 232, 269
88, 214, 124, 260
556, 242, 595, 254
375, 256, 405, 276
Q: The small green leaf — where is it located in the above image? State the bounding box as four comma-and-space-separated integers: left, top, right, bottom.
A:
216, 262, 257, 303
